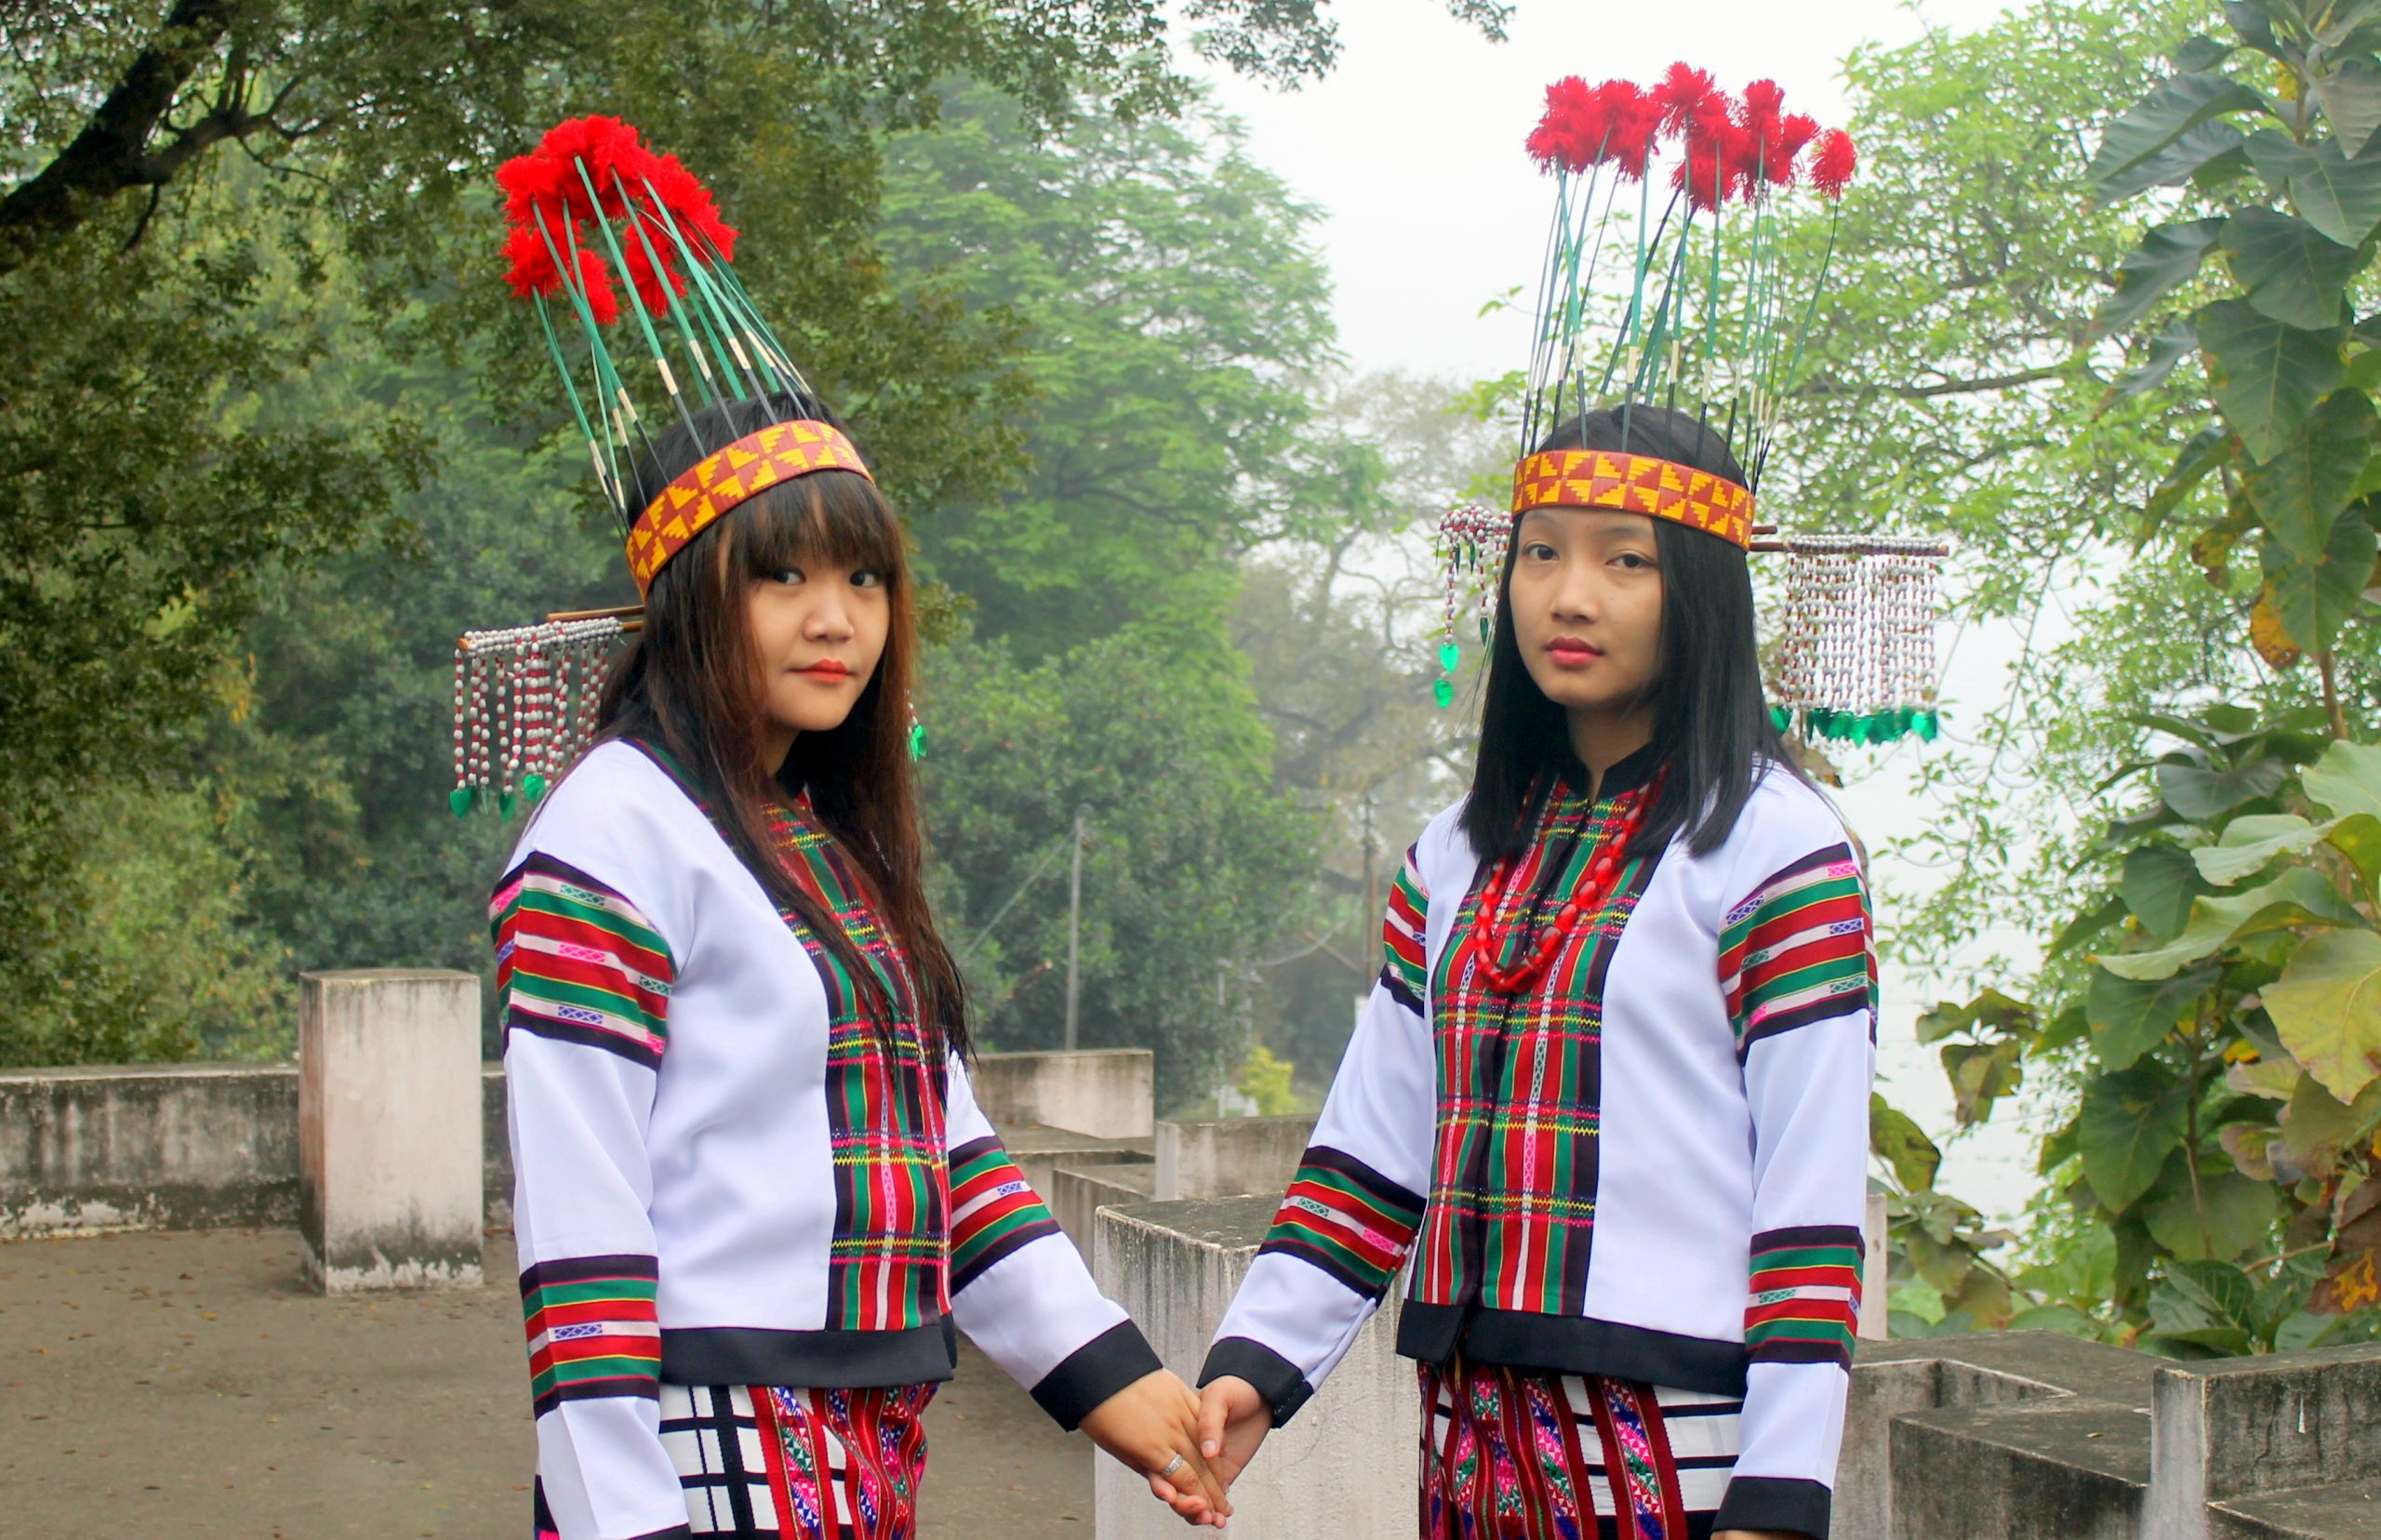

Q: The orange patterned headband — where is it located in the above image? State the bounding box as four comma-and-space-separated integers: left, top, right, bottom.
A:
1510, 449, 1754, 550
625, 418, 873, 593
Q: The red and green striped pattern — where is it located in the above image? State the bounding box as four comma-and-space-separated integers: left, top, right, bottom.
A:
1744, 1224, 1863, 1368
1719, 843, 1872, 1053
1381, 847, 1429, 1013
520, 1253, 662, 1415
948, 1135, 1062, 1293
1258, 1146, 1426, 1300
491, 854, 673, 1069
768, 799, 950, 1333
1416, 778, 1650, 1316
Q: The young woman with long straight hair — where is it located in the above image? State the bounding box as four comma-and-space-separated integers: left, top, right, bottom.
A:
1191, 404, 1876, 1540
477, 116, 1228, 1540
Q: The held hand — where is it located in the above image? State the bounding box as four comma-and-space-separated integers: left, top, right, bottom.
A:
1079, 1368, 1232, 1529
1193, 1374, 1274, 1492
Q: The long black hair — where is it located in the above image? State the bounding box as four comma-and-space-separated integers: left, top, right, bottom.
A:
588, 392, 971, 1056
1460, 402, 1804, 862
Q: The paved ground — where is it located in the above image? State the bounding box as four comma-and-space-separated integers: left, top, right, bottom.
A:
0, 1228, 1094, 1538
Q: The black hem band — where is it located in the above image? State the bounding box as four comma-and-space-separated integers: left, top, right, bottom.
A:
1031, 1320, 1163, 1431
1394, 1301, 1749, 1398
1198, 1335, 1314, 1427
1713, 1475, 1830, 1539
658, 1321, 958, 1389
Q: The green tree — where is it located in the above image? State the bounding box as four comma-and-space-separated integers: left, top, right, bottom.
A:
1, 1, 1507, 1062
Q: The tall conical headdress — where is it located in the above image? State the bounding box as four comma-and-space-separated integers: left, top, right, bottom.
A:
1432, 66, 1947, 749
448, 117, 901, 820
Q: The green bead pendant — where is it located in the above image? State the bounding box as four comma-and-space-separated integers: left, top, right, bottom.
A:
449, 787, 475, 819
1439, 640, 1461, 671
524, 772, 548, 803
1433, 678, 1455, 710
908, 723, 928, 762
498, 790, 517, 819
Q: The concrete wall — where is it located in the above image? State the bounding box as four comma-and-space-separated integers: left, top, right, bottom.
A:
1151, 1114, 1315, 1202
1048, 1162, 1155, 1255
970, 1049, 1154, 1140
0, 1065, 302, 1237
1091, 1197, 1417, 1540
4, 1063, 518, 1240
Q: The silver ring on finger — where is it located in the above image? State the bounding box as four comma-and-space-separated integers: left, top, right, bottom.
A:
1160, 1453, 1187, 1480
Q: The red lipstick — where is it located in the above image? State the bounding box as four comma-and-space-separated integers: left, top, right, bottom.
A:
796, 658, 851, 678
1547, 636, 1602, 668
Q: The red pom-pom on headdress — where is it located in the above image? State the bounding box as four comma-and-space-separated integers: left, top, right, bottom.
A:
1599, 80, 1659, 179
1810, 128, 1858, 198
1526, 76, 1601, 173
1653, 62, 1718, 134
497, 116, 738, 321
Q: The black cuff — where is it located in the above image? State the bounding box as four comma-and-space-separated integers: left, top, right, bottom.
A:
1197, 1335, 1313, 1427
1031, 1320, 1164, 1431
1712, 1475, 1830, 1539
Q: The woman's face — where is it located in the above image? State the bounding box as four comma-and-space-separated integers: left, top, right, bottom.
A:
746, 549, 891, 763
1506, 507, 1665, 717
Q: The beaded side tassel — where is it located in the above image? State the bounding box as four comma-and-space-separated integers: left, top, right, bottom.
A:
450, 617, 628, 817
1767, 535, 1947, 746
1433, 504, 1510, 710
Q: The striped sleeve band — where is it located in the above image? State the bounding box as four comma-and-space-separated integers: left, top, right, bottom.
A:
1744, 1224, 1863, 1370
1256, 1145, 1426, 1301
1719, 842, 1872, 1054
948, 1135, 1064, 1294
522, 1253, 664, 1415
492, 854, 674, 1069
1378, 844, 1428, 1014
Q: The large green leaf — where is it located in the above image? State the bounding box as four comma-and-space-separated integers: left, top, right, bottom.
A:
2100, 219, 2228, 333
2098, 122, 2252, 205
2312, 0, 2381, 47
2220, 207, 2360, 329
2264, 926, 2381, 1101
2303, 737, 2381, 818
2122, 842, 2206, 936
2242, 390, 2374, 559
2197, 299, 2348, 461
2268, 511, 2379, 652
2149, 1256, 2259, 1335
2091, 71, 2268, 192
2156, 752, 2290, 818
2147, 1169, 2281, 1260
2080, 1066, 2191, 1211
2244, 128, 2381, 246
2312, 54, 2381, 158
2193, 812, 2341, 883
2087, 963, 2221, 1070
2110, 321, 2203, 400
2146, 426, 2236, 520
1870, 1092, 1942, 1191
2098, 866, 2361, 979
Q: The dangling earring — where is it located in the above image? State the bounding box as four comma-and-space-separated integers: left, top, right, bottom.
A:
1433, 504, 1507, 710
907, 696, 927, 761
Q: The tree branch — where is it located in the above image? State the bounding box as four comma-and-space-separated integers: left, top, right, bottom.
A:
0, 0, 246, 277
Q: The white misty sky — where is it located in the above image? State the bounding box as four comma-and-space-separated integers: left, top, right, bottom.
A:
1196, 0, 2056, 1219
1197, 0, 2024, 383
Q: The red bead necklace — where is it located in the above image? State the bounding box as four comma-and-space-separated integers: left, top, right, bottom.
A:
1468, 771, 1665, 996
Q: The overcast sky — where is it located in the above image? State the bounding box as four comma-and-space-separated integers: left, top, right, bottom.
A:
1199, 0, 2024, 384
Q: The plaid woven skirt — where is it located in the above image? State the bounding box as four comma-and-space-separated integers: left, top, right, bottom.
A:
1419, 1358, 1743, 1540
535, 1383, 936, 1540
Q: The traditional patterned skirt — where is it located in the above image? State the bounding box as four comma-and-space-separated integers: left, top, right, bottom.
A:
1419, 1358, 1743, 1540
535, 1383, 936, 1540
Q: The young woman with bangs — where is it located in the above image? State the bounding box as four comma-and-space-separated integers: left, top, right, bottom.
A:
1192, 405, 1877, 1540
493, 392, 1229, 1540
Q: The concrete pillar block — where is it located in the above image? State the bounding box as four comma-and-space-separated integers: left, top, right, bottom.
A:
1151, 1114, 1317, 1202
2147, 1343, 2381, 1540
972, 1049, 1154, 1139
1048, 1161, 1155, 1255
298, 969, 485, 1292
1092, 1197, 1416, 1540
1860, 1190, 1889, 1340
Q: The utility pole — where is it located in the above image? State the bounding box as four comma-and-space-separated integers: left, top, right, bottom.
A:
1064, 803, 1089, 1052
